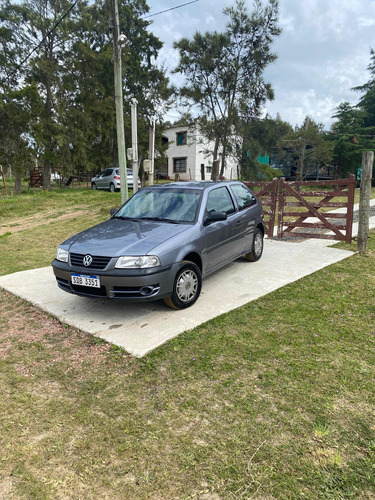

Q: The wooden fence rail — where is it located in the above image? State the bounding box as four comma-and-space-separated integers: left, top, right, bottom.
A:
245, 175, 355, 243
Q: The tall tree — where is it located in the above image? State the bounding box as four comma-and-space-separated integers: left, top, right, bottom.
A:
353, 48, 375, 131
329, 103, 364, 178
0, 87, 36, 191
241, 114, 292, 179
330, 49, 375, 178
280, 117, 332, 181
60, 0, 173, 177
0, 0, 172, 188
173, 0, 280, 179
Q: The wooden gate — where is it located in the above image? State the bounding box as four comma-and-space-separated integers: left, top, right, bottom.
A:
277, 175, 356, 243
244, 178, 278, 238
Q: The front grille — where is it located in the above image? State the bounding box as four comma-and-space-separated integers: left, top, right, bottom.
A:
70, 253, 111, 270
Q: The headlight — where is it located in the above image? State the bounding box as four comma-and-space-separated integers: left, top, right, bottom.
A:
56, 247, 69, 263
115, 255, 161, 269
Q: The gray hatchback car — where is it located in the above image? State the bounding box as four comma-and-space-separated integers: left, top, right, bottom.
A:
91, 167, 141, 192
52, 181, 264, 309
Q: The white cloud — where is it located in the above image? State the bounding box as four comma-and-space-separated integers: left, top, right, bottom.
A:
146, 0, 375, 129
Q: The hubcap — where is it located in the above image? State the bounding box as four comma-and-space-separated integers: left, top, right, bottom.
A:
176, 270, 198, 303
254, 233, 263, 256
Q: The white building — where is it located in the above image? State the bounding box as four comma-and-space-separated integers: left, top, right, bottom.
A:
162, 124, 239, 181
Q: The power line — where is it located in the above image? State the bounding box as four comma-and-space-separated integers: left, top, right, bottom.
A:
142, 0, 199, 19
2, 0, 80, 85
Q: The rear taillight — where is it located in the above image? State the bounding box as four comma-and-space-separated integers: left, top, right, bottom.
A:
114, 176, 120, 180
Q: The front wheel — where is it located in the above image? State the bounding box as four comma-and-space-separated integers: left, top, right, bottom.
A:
91, 182, 97, 190
163, 261, 202, 309
245, 228, 264, 262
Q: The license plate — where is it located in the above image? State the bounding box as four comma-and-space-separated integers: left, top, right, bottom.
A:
71, 273, 100, 288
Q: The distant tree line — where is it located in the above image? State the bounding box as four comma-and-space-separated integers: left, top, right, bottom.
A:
1, 0, 374, 191
0, 0, 173, 191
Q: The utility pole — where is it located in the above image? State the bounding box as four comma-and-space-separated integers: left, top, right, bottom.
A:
130, 98, 139, 193
357, 151, 374, 254
110, 0, 128, 204
148, 116, 156, 186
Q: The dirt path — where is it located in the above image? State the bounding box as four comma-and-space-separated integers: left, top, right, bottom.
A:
0, 209, 90, 236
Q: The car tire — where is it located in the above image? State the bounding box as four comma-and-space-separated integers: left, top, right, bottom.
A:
245, 228, 264, 262
92, 182, 97, 190
163, 261, 202, 309
109, 183, 115, 193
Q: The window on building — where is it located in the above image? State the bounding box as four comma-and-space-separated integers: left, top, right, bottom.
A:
176, 131, 187, 145
173, 157, 187, 173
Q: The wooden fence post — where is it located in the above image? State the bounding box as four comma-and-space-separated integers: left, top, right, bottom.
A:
346, 174, 356, 243
357, 151, 374, 254
277, 178, 285, 239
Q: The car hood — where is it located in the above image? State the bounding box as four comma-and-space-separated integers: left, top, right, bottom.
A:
64, 218, 192, 256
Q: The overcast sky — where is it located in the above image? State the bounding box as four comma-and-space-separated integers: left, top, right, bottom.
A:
146, 0, 375, 130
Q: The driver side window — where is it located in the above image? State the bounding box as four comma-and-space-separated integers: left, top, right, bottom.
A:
206, 187, 235, 215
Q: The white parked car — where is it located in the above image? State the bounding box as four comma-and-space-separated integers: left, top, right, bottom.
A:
91, 168, 141, 192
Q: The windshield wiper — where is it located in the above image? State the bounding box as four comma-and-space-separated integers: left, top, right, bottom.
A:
113, 216, 141, 221
137, 217, 181, 224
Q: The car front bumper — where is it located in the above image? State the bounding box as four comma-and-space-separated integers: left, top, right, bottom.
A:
52, 259, 177, 301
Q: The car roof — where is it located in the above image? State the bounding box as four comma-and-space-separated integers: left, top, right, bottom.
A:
148, 181, 243, 191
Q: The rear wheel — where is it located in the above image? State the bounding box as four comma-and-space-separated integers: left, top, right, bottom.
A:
91, 182, 97, 190
245, 228, 263, 262
109, 182, 115, 192
163, 261, 202, 309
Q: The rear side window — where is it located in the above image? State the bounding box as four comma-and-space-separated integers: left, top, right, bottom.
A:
206, 187, 235, 215
230, 184, 256, 210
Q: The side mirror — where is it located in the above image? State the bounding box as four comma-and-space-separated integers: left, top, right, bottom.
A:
204, 210, 227, 226
110, 208, 118, 216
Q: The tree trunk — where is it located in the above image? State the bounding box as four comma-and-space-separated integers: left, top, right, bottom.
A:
296, 141, 305, 181
211, 137, 220, 181
200, 164, 205, 180
333, 163, 339, 180
43, 56, 53, 191
14, 170, 22, 193
43, 158, 52, 191
296, 118, 309, 182
219, 145, 226, 178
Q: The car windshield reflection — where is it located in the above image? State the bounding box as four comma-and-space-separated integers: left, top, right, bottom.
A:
114, 188, 201, 223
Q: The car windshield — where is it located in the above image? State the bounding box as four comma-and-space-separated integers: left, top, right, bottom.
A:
114, 188, 201, 223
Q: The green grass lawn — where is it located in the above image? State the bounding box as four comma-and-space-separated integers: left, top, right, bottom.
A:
0, 186, 374, 499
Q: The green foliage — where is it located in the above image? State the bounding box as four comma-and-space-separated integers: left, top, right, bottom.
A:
280, 116, 332, 180
173, 0, 280, 178
240, 114, 292, 179
330, 48, 375, 177
0, 0, 172, 185
329, 103, 364, 178
0, 85, 39, 190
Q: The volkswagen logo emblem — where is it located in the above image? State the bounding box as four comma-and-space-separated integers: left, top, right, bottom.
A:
83, 255, 93, 267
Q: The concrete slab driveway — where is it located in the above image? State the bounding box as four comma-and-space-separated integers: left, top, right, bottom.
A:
0, 238, 354, 357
